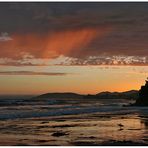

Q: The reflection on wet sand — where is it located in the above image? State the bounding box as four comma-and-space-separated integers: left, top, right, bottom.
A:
0, 113, 148, 146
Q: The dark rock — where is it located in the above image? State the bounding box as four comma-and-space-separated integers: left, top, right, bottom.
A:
52, 124, 76, 128
51, 131, 68, 137
71, 141, 99, 146
134, 78, 148, 106
89, 136, 96, 139
36, 140, 49, 143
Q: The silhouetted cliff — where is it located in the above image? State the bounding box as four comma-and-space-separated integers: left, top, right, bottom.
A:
134, 79, 148, 106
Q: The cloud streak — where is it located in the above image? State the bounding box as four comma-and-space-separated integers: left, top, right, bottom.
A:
0, 71, 70, 76
1, 55, 148, 66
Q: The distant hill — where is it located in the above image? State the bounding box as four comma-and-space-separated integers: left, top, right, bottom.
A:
34, 90, 138, 100
35, 92, 84, 99
85, 90, 138, 100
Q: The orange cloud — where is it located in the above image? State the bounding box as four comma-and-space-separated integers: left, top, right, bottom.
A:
0, 27, 111, 60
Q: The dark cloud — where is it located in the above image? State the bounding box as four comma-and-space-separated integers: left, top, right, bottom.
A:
1, 2, 148, 33
1, 2, 148, 66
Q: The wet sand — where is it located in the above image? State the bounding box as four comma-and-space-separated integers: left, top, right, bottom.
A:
0, 112, 148, 146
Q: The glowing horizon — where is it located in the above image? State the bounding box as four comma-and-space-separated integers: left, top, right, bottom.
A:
0, 65, 147, 95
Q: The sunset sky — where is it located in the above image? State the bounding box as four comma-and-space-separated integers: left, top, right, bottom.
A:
0, 2, 148, 95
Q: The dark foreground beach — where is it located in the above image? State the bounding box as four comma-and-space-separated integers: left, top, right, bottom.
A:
0, 96, 148, 146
